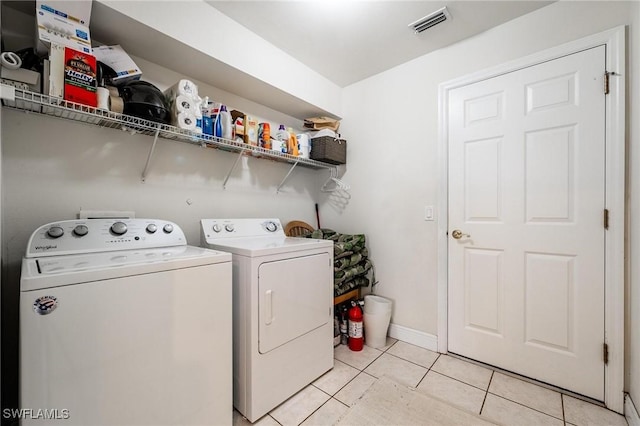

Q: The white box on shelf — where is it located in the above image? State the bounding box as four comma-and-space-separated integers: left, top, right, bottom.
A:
35, 2, 92, 54
48, 43, 65, 99
0, 68, 40, 90
92, 45, 142, 85
36, 0, 92, 25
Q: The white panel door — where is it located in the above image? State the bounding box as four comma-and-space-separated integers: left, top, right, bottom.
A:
448, 46, 605, 400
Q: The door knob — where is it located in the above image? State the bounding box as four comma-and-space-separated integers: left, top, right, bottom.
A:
451, 229, 470, 240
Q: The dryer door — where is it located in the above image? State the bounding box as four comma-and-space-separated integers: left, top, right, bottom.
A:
258, 253, 331, 354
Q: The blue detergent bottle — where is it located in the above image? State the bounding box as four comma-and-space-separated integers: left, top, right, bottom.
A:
214, 107, 223, 138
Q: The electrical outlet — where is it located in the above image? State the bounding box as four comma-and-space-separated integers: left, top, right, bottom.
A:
424, 206, 435, 221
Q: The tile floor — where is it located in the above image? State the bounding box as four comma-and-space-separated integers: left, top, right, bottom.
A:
233, 338, 628, 426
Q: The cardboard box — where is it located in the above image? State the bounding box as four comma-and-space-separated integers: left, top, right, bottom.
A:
303, 116, 340, 132
0, 68, 40, 92
35, 2, 92, 54
36, 0, 92, 25
50, 44, 97, 107
48, 44, 65, 99
231, 110, 245, 138
92, 45, 142, 85
64, 47, 97, 107
244, 116, 258, 146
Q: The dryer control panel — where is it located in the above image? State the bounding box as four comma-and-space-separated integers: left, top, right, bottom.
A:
200, 218, 284, 240
25, 219, 187, 258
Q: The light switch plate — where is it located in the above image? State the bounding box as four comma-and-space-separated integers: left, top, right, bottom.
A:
424, 205, 435, 221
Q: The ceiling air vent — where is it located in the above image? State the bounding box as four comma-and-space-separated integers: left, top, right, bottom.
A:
408, 7, 451, 34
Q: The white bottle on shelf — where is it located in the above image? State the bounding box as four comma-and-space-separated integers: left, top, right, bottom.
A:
218, 105, 233, 140
273, 124, 289, 153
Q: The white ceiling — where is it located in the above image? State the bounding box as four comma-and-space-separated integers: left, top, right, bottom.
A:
206, 1, 554, 87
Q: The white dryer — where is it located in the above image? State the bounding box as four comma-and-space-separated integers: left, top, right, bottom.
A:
20, 219, 233, 426
200, 218, 334, 422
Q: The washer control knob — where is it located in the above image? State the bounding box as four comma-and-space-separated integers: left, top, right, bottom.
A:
225, 224, 235, 232
146, 224, 158, 234
163, 224, 174, 234
73, 225, 89, 237
212, 224, 222, 233
47, 226, 64, 239
265, 221, 277, 232
110, 222, 127, 235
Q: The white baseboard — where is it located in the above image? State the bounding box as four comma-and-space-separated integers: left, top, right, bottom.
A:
387, 323, 438, 352
626, 394, 640, 426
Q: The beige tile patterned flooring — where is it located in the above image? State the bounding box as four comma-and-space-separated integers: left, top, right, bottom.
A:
233, 338, 628, 426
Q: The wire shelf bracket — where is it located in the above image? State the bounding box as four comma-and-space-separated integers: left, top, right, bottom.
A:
223, 151, 245, 190
277, 159, 301, 193
141, 125, 161, 182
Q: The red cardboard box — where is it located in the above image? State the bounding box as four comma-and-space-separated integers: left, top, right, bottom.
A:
63, 47, 97, 107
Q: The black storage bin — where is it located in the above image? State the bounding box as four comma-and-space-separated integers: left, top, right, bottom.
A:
310, 136, 347, 165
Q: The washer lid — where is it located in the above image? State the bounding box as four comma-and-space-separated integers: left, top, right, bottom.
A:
204, 236, 333, 257
21, 246, 231, 292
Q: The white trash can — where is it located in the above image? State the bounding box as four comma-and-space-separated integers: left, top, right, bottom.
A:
363, 295, 392, 349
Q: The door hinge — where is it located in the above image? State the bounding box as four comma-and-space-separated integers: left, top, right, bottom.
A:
604, 208, 609, 230
603, 342, 609, 365
604, 71, 610, 95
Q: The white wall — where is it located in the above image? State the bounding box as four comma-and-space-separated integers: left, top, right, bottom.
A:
326, 1, 640, 404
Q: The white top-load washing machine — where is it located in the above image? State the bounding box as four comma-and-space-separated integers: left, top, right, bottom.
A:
200, 218, 334, 422
20, 219, 233, 426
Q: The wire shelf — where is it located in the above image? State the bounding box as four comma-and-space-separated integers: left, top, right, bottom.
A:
0, 85, 335, 171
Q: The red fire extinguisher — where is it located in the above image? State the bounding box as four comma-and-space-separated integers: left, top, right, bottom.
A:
348, 301, 364, 351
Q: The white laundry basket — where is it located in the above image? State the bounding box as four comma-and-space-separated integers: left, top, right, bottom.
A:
363, 295, 392, 349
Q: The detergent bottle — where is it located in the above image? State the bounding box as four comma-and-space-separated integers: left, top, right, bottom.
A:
214, 109, 223, 138
219, 105, 233, 139
274, 125, 288, 154
287, 127, 299, 156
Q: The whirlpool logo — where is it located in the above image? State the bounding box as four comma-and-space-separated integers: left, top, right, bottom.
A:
35, 245, 57, 251
33, 296, 58, 315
